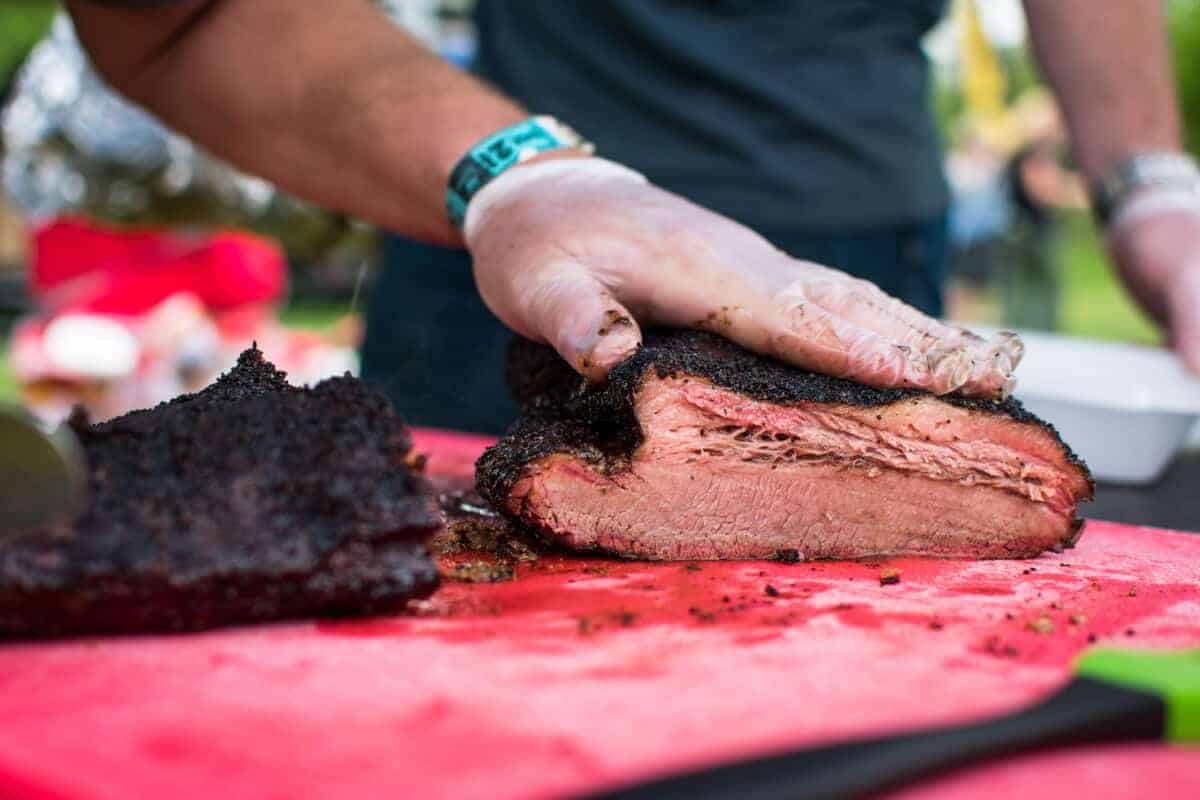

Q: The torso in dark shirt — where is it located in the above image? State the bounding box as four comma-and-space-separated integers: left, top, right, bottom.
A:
474, 0, 950, 237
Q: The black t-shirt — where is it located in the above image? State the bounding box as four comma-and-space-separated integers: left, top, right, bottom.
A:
475, 0, 950, 236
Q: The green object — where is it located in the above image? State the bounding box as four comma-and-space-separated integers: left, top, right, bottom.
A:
0, 1, 55, 88
1170, 0, 1200, 161
1075, 647, 1200, 742
279, 302, 348, 331
0, 352, 16, 403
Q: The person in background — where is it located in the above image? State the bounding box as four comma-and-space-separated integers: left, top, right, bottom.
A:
946, 91, 1087, 330
64, 1, 1200, 434
999, 97, 1088, 331
944, 128, 1012, 324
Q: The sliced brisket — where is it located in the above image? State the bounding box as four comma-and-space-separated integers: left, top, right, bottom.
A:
0, 348, 440, 638
477, 331, 1093, 561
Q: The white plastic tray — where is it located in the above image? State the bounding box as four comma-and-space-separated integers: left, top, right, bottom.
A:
962, 325, 1200, 485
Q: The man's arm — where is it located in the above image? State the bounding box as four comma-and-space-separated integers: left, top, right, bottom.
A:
1023, 0, 1181, 180
67, 0, 531, 246
1023, 0, 1200, 370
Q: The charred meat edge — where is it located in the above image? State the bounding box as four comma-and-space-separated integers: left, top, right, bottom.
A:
477, 330, 1093, 514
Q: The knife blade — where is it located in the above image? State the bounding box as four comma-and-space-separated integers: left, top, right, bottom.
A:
0, 404, 88, 532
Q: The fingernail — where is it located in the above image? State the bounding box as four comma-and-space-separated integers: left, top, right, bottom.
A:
960, 356, 1015, 400
928, 349, 972, 394
586, 327, 641, 378
988, 331, 1025, 366
981, 350, 1013, 379
971, 366, 1017, 400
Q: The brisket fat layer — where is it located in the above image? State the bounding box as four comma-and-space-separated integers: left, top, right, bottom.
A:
0, 348, 440, 638
477, 331, 1093, 561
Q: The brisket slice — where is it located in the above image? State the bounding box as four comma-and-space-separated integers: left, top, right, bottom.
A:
0, 348, 440, 639
477, 331, 1093, 561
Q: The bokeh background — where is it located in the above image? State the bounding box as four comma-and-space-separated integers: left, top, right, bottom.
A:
0, 0, 1197, 408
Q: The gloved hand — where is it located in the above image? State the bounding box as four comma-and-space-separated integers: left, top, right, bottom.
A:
1107, 186, 1200, 373
465, 157, 1022, 398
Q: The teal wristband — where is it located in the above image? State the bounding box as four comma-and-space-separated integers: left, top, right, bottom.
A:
446, 116, 592, 228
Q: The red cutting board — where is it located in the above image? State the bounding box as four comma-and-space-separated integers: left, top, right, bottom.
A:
0, 428, 1197, 800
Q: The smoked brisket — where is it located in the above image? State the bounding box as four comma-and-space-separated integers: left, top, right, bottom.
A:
477, 331, 1093, 561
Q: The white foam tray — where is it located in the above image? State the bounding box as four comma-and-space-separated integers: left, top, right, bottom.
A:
962, 325, 1200, 485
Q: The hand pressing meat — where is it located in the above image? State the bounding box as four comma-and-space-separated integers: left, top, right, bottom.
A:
477, 332, 1093, 562
466, 158, 1022, 398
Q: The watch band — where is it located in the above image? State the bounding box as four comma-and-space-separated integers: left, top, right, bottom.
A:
1092, 151, 1200, 225
446, 116, 594, 228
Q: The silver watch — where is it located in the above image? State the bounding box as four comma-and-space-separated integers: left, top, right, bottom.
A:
1093, 151, 1200, 225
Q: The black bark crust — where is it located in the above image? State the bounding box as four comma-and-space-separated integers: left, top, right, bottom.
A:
476, 330, 1090, 507
0, 347, 440, 639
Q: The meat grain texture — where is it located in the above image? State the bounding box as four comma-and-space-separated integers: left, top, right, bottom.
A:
477, 331, 1093, 561
0, 348, 440, 638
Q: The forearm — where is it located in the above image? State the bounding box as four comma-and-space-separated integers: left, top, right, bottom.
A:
1023, 0, 1182, 183
66, 0, 529, 245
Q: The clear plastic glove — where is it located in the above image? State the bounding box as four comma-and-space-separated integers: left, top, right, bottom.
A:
1107, 187, 1200, 373
465, 157, 1022, 398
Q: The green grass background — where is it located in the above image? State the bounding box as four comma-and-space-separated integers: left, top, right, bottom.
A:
0, 350, 14, 401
